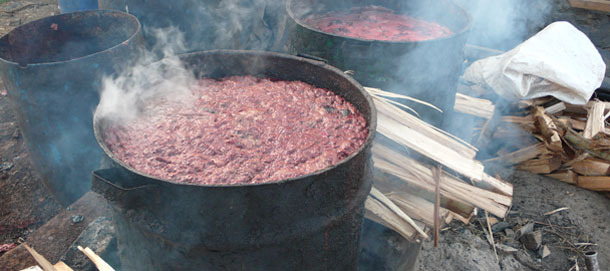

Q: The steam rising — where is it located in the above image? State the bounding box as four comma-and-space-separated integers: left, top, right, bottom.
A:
96, 27, 197, 123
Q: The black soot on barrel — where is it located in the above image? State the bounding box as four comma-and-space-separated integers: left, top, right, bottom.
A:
91, 50, 376, 271
287, 0, 471, 127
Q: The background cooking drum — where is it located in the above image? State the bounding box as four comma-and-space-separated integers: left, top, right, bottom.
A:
91, 50, 376, 271
0, 10, 144, 205
98, 0, 290, 53
286, 0, 472, 127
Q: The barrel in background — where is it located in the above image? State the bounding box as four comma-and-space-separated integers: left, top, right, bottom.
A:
0, 10, 144, 205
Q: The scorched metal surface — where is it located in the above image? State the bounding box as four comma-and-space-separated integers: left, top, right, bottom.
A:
91, 50, 376, 271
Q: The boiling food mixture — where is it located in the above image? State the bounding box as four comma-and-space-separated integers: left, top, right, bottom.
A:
305, 5, 452, 41
104, 76, 368, 185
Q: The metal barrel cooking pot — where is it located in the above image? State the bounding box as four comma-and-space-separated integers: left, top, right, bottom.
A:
0, 10, 144, 205
98, 0, 289, 52
91, 50, 376, 270
286, 0, 471, 127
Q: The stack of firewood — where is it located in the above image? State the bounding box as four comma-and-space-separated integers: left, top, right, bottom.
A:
363, 87, 514, 243
454, 85, 610, 195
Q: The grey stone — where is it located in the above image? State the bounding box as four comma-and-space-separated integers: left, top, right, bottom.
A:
515, 222, 534, 239
70, 215, 84, 224
504, 228, 516, 239
491, 221, 511, 233
520, 231, 542, 251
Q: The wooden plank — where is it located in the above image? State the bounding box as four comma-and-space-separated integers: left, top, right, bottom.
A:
568, 0, 610, 13
545, 170, 579, 184
571, 158, 610, 176
577, 176, 610, 191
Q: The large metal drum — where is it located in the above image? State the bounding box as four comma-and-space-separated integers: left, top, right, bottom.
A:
91, 50, 376, 271
0, 10, 144, 205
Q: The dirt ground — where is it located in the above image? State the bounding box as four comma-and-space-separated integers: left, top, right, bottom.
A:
0, 1, 608, 271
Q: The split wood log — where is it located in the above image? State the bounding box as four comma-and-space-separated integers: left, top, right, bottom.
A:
373, 144, 512, 218
568, 0, 610, 14
53, 262, 73, 271
553, 118, 610, 162
501, 115, 535, 132
374, 98, 478, 160
369, 187, 428, 238
545, 170, 579, 184
584, 101, 606, 139
386, 192, 450, 228
533, 106, 563, 152
577, 176, 610, 191
374, 173, 475, 219
517, 156, 562, 174
545, 102, 567, 115
22, 243, 56, 271
78, 246, 115, 271
364, 196, 420, 242
486, 143, 547, 165
454, 93, 495, 119
571, 158, 610, 176
375, 106, 514, 195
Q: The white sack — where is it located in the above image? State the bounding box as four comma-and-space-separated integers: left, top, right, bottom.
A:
463, 21, 606, 104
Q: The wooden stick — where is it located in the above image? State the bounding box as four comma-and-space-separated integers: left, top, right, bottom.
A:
22, 243, 56, 271
77, 246, 115, 271
485, 211, 499, 263
433, 165, 441, 247
545, 102, 567, 115
370, 187, 429, 239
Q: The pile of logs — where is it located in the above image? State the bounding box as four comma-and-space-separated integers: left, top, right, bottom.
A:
363, 87, 514, 243
454, 85, 610, 195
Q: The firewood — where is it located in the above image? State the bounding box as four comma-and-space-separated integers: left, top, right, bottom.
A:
486, 143, 547, 165
571, 158, 610, 176
577, 176, 610, 191
559, 117, 586, 131
375, 173, 476, 220
53, 262, 74, 271
454, 93, 495, 119
364, 196, 420, 242
545, 102, 567, 115
373, 144, 512, 218
387, 192, 450, 228
22, 243, 56, 271
553, 118, 610, 162
20, 267, 43, 271
369, 187, 428, 238
584, 101, 606, 139
517, 156, 562, 174
374, 98, 478, 160
77, 246, 115, 271
533, 106, 563, 152
545, 170, 579, 184
501, 115, 535, 132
